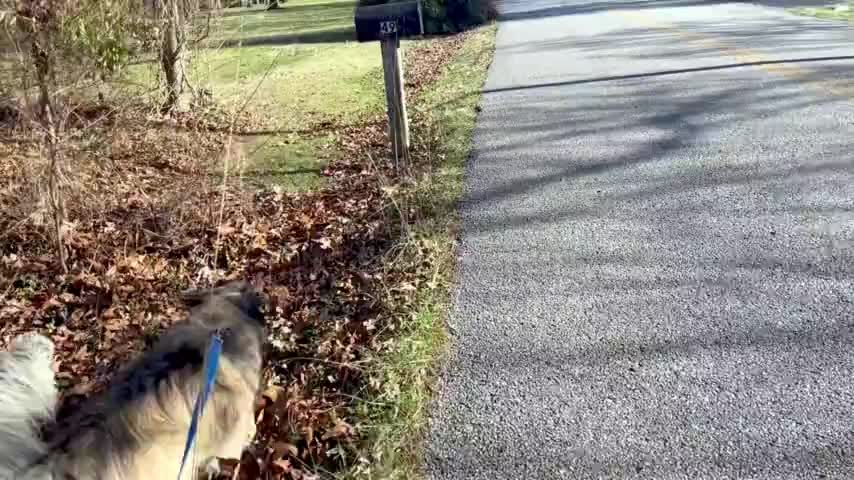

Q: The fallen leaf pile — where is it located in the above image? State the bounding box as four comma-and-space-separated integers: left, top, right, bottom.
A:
405, 33, 468, 92
0, 32, 468, 479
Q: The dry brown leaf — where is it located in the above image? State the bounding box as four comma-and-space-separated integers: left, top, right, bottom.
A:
261, 385, 285, 404
270, 441, 299, 460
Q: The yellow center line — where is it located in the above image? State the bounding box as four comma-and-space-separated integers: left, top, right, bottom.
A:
614, 9, 854, 99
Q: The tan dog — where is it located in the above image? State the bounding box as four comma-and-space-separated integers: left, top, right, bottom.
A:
0, 281, 266, 480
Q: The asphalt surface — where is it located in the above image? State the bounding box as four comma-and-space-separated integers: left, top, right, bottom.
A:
424, 1, 854, 479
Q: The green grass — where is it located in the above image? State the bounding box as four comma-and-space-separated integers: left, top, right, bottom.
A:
346, 25, 497, 480
240, 133, 334, 191
127, 0, 383, 192
192, 42, 384, 130
213, 0, 357, 42
165, 0, 385, 191
188, 0, 384, 131
792, 3, 854, 21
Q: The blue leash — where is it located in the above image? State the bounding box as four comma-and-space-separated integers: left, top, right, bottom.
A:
177, 332, 224, 480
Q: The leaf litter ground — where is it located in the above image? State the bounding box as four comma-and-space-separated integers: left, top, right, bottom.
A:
0, 33, 468, 480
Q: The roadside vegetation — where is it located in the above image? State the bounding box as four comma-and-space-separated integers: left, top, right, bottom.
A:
792, 2, 854, 21
0, 0, 495, 478
349, 25, 496, 479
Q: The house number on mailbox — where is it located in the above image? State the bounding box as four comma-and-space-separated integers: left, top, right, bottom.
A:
379, 20, 398, 35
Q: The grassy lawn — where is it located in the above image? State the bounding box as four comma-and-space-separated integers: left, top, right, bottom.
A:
349, 25, 498, 480
192, 42, 384, 130
213, 0, 358, 43
237, 132, 335, 190
196, 0, 384, 130
792, 3, 854, 21
148, 0, 385, 191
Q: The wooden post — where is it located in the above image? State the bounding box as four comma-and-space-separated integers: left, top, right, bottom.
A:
392, 38, 409, 151
380, 34, 409, 170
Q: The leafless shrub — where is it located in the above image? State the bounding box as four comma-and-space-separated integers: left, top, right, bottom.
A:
0, 0, 159, 270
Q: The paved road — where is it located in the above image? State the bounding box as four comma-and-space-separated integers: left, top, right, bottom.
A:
425, 1, 854, 479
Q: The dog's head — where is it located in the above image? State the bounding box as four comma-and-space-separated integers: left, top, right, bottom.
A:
182, 281, 266, 328
180, 281, 268, 370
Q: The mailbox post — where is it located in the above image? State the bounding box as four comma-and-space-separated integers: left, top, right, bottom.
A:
355, 1, 424, 170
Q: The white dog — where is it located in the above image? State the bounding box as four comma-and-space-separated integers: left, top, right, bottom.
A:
0, 333, 57, 479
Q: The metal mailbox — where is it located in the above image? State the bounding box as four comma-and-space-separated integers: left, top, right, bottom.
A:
354, 1, 424, 42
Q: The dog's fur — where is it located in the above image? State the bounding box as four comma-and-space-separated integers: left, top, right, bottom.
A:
0, 281, 266, 480
0, 334, 58, 479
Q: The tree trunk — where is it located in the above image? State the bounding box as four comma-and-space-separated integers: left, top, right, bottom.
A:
160, 0, 188, 112
20, 2, 68, 272
37, 51, 67, 273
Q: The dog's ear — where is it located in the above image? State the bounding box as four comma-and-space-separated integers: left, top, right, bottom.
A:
228, 283, 266, 325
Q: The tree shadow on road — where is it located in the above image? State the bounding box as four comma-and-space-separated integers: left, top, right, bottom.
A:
457, 68, 854, 232
498, 0, 840, 22
480, 55, 854, 95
